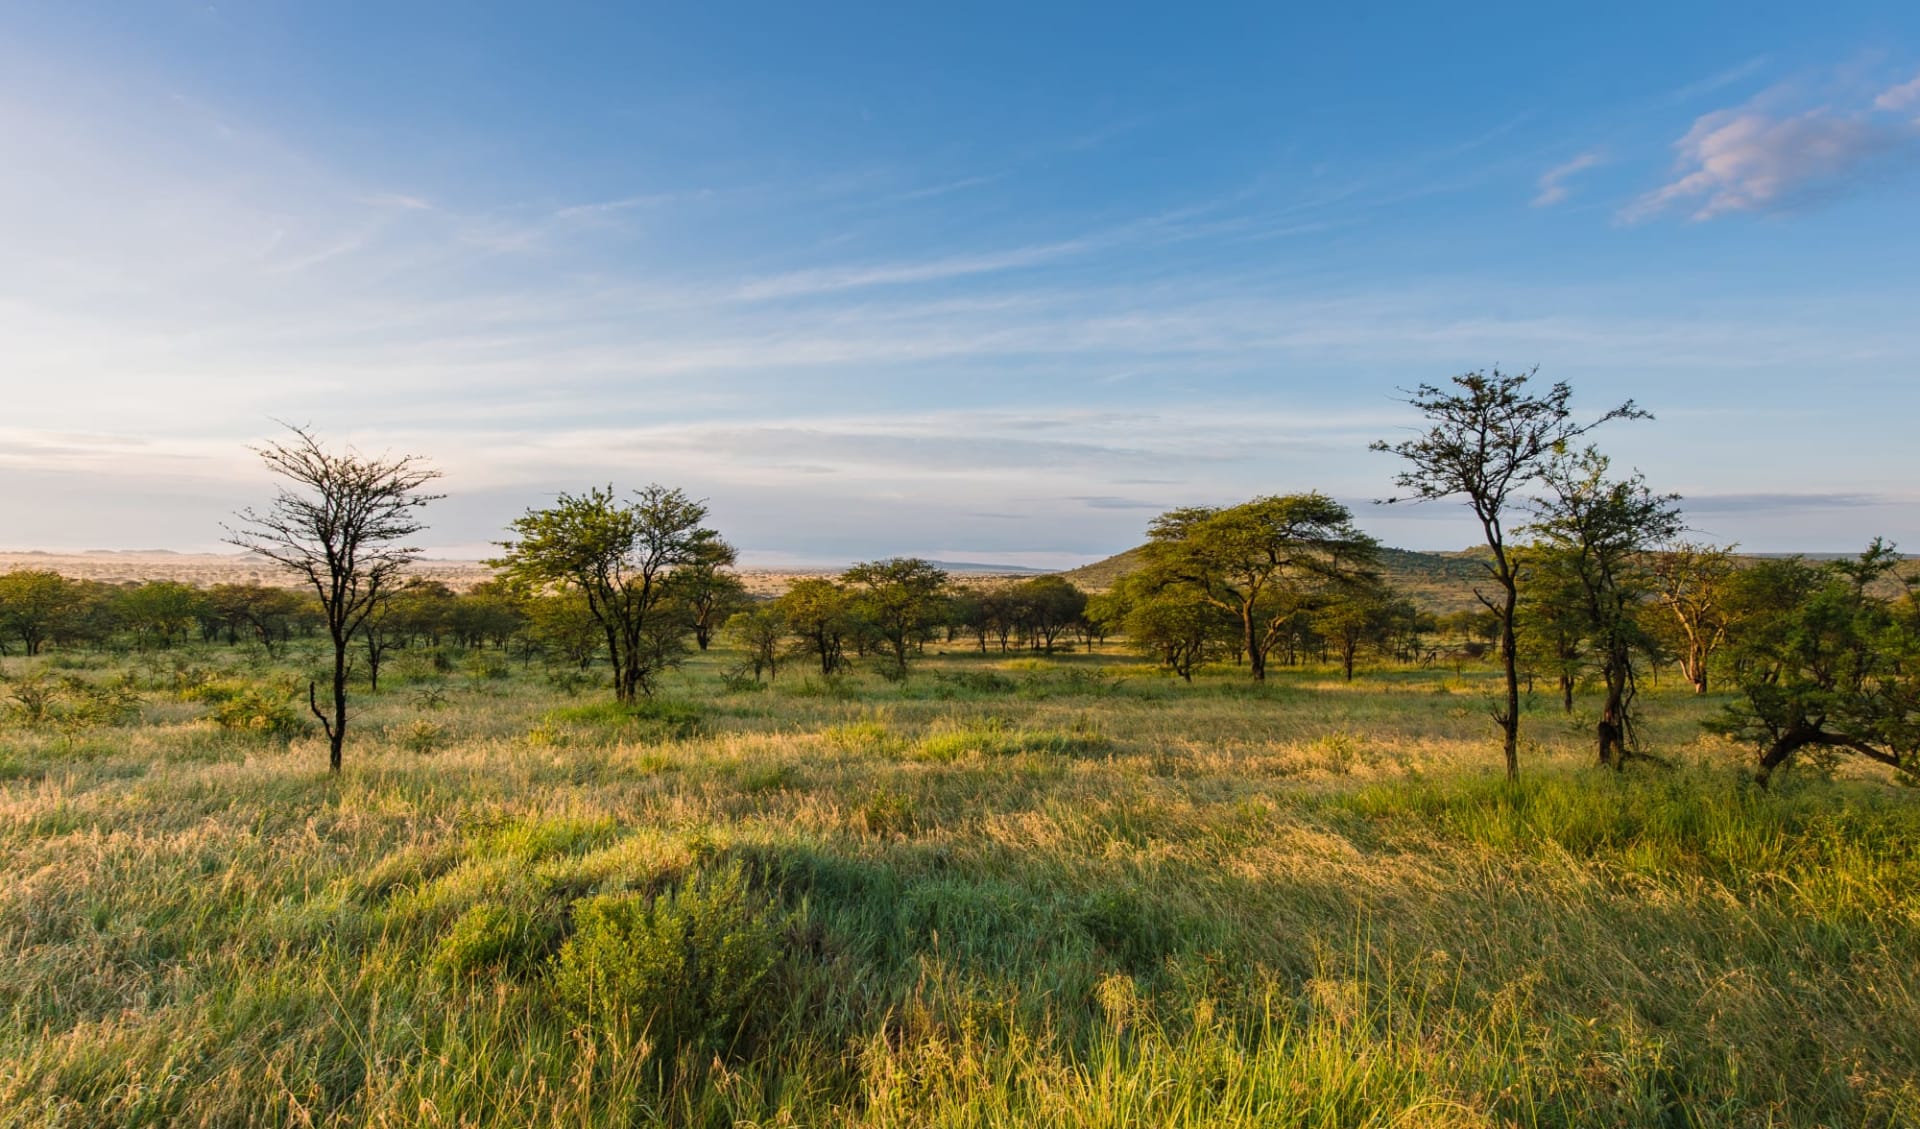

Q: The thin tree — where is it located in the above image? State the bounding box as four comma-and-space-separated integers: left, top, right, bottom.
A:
1648, 541, 1739, 694
226, 426, 441, 772
1527, 448, 1683, 768
669, 538, 747, 651
1372, 368, 1645, 780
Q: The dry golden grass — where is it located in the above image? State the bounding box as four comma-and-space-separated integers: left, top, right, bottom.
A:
0, 640, 1915, 1127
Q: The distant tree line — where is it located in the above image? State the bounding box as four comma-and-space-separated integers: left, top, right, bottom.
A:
4, 387, 1913, 788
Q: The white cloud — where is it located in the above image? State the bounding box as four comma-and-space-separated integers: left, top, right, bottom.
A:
1532, 151, 1604, 207
1626, 79, 1920, 222
1877, 74, 1920, 114
731, 238, 1095, 300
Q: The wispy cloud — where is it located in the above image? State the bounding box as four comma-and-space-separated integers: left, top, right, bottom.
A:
1681, 491, 1888, 514
1878, 73, 1920, 115
1532, 151, 1604, 207
731, 238, 1096, 300
553, 189, 712, 220
885, 174, 1004, 203
1668, 57, 1770, 104
1626, 76, 1920, 222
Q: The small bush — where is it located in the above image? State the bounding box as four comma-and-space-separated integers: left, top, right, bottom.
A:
6, 673, 143, 731
431, 901, 561, 978
934, 670, 1016, 694
544, 698, 703, 742
400, 719, 445, 754
468, 654, 512, 681
550, 862, 787, 1059
210, 688, 308, 743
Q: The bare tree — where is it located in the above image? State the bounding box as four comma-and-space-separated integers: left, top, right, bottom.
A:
1372, 369, 1645, 780
227, 426, 442, 772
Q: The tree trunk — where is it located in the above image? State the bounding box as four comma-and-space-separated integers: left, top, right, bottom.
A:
312, 628, 350, 774
1244, 609, 1266, 682
1497, 582, 1520, 782
1754, 727, 1814, 789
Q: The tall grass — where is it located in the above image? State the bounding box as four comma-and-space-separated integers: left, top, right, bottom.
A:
0, 643, 1915, 1126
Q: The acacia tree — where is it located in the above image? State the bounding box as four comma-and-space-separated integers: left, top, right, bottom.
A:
1313, 580, 1405, 682
777, 578, 852, 676
0, 570, 79, 656
1372, 369, 1645, 780
1527, 449, 1684, 768
1144, 493, 1376, 682
842, 558, 950, 679
1712, 543, 1919, 786
668, 538, 748, 651
1516, 544, 1590, 713
1102, 571, 1235, 682
227, 426, 441, 772
724, 606, 786, 682
1012, 575, 1088, 653
115, 581, 203, 650
492, 485, 722, 702
1649, 541, 1739, 694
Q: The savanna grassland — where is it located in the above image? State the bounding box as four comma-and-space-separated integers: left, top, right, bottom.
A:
2, 640, 1916, 1128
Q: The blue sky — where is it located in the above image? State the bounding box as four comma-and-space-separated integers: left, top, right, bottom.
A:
2, 2, 1917, 565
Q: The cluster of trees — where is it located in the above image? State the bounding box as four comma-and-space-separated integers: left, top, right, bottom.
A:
1375, 368, 1918, 786
1084, 493, 1430, 683
0, 572, 309, 656
727, 566, 1101, 684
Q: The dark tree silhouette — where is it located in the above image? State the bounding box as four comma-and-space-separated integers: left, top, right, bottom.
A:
1372, 369, 1645, 780
226, 425, 441, 773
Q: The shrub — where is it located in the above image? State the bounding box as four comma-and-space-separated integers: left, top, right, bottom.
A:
400, 719, 445, 755
933, 670, 1016, 694
822, 718, 903, 757
4, 673, 143, 730
435, 903, 514, 975
544, 698, 703, 742
468, 654, 512, 681
550, 862, 786, 1060
916, 717, 1112, 761
210, 688, 308, 743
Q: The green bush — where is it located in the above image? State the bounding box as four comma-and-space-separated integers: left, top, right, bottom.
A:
549, 862, 786, 1059
544, 698, 704, 741
431, 901, 561, 978
400, 719, 445, 754
209, 688, 308, 743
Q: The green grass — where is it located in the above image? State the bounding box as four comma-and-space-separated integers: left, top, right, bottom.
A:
1, 641, 1916, 1127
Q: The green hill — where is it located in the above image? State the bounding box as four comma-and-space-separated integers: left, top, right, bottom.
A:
1061, 544, 1487, 613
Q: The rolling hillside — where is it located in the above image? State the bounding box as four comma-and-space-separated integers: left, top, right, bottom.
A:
1061, 543, 1488, 613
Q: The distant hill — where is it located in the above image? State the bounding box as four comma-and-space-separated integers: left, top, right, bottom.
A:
927, 560, 1048, 575
1061, 543, 1920, 616
1060, 544, 1488, 613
